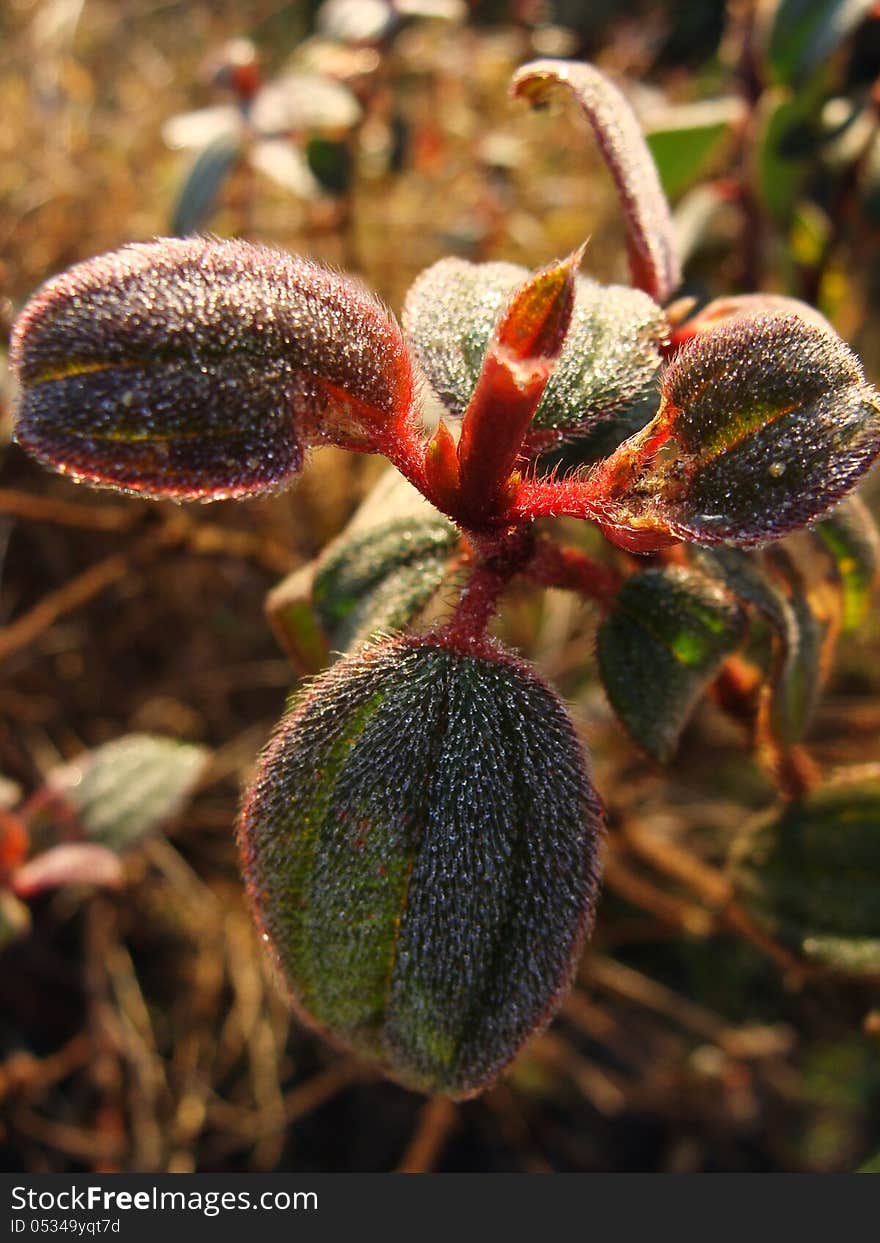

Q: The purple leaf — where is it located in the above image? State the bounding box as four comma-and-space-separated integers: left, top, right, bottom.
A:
595, 312, 880, 546
12, 238, 416, 500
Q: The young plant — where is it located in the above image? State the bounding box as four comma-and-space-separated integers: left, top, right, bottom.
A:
0, 736, 208, 949
163, 37, 363, 236
9, 59, 880, 1098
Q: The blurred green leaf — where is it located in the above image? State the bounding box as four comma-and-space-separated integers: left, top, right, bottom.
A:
755, 87, 817, 223
731, 772, 880, 974
597, 566, 746, 762
645, 98, 744, 199
812, 495, 880, 631
860, 130, 880, 223
43, 735, 209, 853
767, 560, 832, 744
171, 133, 242, 236
763, 0, 875, 87
306, 137, 354, 195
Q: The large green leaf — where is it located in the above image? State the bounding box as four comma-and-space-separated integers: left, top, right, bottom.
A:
239, 636, 603, 1097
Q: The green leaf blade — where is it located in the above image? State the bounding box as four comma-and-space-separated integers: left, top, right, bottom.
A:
731, 774, 880, 975
598, 566, 746, 763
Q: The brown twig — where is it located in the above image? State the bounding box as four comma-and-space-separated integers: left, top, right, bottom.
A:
0, 487, 140, 531
396, 1096, 458, 1173
527, 1032, 628, 1116
603, 849, 716, 937
618, 820, 810, 980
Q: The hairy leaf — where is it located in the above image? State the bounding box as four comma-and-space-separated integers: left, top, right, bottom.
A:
510, 59, 680, 302
403, 258, 664, 442
692, 547, 794, 637
266, 471, 461, 671
694, 545, 840, 744
597, 566, 746, 763
12, 238, 415, 499
597, 312, 880, 546
731, 773, 880, 974
42, 734, 209, 852
693, 547, 803, 734
239, 636, 603, 1097
313, 514, 460, 652
674, 292, 832, 342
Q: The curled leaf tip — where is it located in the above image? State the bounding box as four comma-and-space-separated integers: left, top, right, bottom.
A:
511, 59, 681, 303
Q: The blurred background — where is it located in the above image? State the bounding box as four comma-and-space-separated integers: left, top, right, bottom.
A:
2, 0, 880, 1173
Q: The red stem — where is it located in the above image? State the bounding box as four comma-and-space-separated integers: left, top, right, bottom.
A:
436, 527, 536, 647
524, 537, 622, 610
379, 417, 430, 497
439, 562, 510, 648
506, 472, 608, 523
